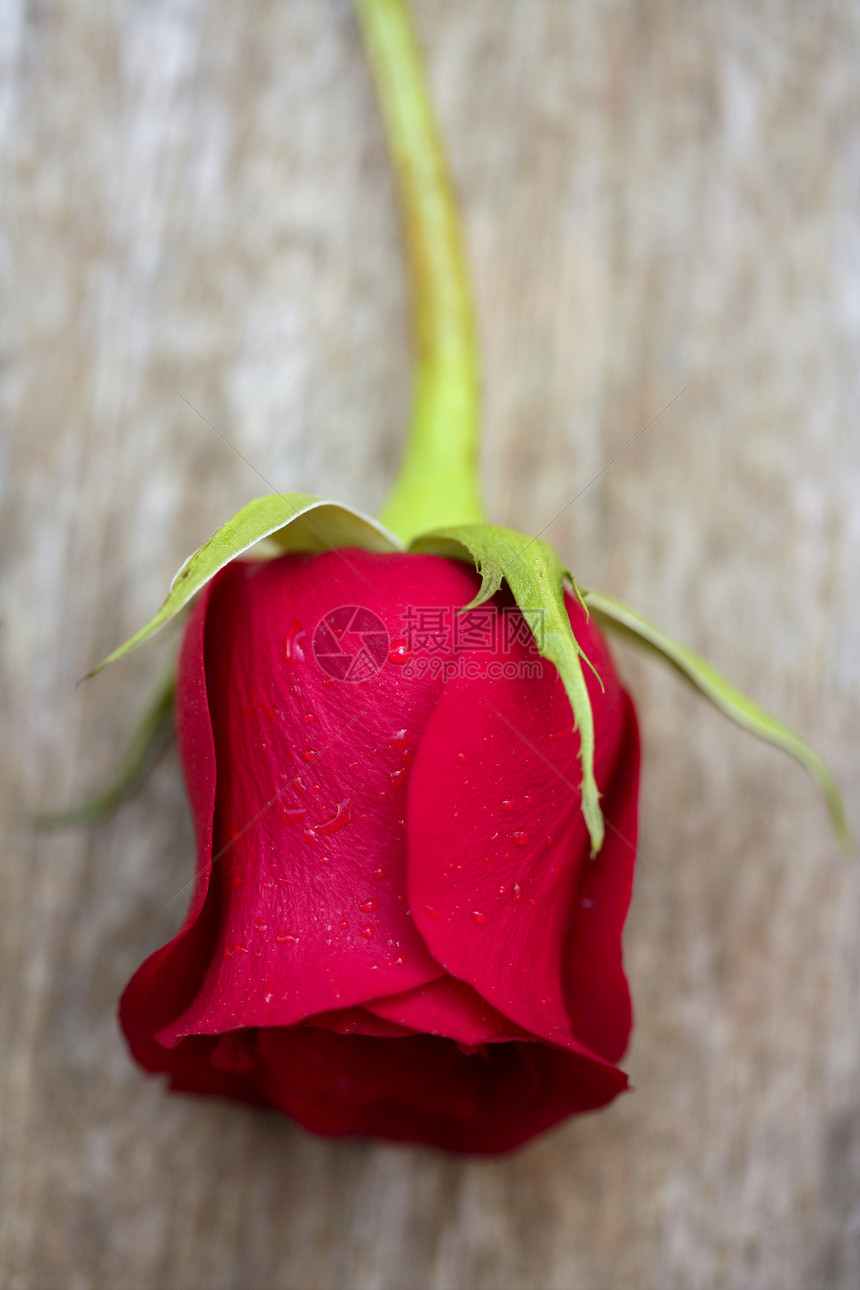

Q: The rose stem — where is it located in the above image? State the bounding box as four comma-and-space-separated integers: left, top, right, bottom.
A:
354, 0, 484, 545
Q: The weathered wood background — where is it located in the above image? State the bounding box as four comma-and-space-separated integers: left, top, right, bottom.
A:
3, 2, 859, 1287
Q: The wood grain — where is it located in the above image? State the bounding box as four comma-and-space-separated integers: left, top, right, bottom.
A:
2, 2, 858, 1287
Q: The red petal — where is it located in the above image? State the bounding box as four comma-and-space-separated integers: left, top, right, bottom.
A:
365, 975, 529, 1045
304, 1007, 418, 1038
119, 584, 263, 1102
254, 1027, 626, 1154
563, 693, 640, 1062
407, 594, 639, 1063
157, 552, 481, 1044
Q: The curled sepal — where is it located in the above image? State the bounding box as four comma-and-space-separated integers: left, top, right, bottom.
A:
86, 494, 402, 677
412, 523, 605, 856
37, 670, 176, 829
585, 589, 853, 854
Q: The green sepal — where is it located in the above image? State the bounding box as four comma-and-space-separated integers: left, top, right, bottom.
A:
585, 589, 853, 854
412, 523, 605, 856
86, 494, 402, 677
36, 669, 176, 829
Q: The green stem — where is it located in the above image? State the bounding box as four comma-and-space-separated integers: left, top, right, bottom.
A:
355, 0, 483, 545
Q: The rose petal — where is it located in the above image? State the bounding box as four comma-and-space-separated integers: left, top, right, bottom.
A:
365, 975, 529, 1046
304, 1007, 418, 1038
119, 584, 264, 1099
254, 1027, 627, 1154
563, 693, 640, 1062
407, 593, 637, 1062
158, 552, 481, 1044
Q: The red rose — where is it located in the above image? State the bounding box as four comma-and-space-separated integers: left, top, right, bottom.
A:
120, 548, 640, 1154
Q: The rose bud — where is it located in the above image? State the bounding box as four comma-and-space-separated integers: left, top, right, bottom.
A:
119, 546, 640, 1154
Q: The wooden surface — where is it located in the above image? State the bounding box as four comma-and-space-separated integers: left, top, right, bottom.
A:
3, 2, 859, 1287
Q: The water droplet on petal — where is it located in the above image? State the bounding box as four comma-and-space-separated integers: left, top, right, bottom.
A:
389, 729, 409, 751
497, 884, 507, 896
302, 712, 315, 724
316, 798, 353, 835
580, 897, 595, 910
303, 749, 317, 763
389, 767, 407, 790
279, 804, 307, 825
284, 621, 306, 664
511, 883, 523, 902
387, 639, 413, 666
549, 726, 569, 741
392, 953, 406, 967
471, 909, 487, 925
339, 920, 349, 930
456, 751, 467, 765
500, 798, 514, 812
275, 930, 299, 944
511, 830, 531, 846
372, 866, 387, 881
359, 898, 379, 914
361, 924, 375, 940
424, 904, 441, 920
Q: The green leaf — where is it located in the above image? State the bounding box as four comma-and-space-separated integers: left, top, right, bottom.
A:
412, 523, 605, 856
585, 589, 853, 854
36, 669, 176, 829
86, 494, 402, 677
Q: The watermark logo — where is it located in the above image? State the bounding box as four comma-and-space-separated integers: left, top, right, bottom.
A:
312, 605, 390, 681
311, 604, 545, 683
